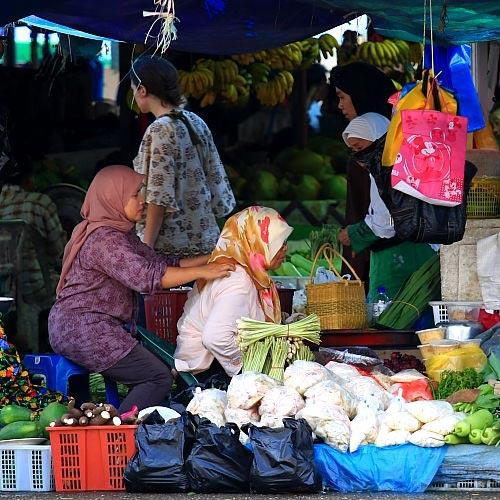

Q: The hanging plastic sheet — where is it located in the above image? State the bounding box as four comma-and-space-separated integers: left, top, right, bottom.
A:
425, 44, 485, 132
315, 443, 447, 493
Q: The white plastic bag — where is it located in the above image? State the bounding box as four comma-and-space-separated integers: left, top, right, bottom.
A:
349, 405, 379, 453
315, 418, 350, 452
375, 429, 410, 447
409, 429, 445, 447
296, 403, 349, 432
477, 233, 500, 310
406, 400, 454, 424
284, 361, 333, 395
259, 386, 305, 417
304, 380, 358, 418
186, 388, 227, 426
325, 361, 361, 381
226, 372, 278, 409
383, 411, 421, 432
345, 376, 392, 411
390, 369, 427, 383
259, 414, 285, 428
224, 407, 260, 427
421, 413, 465, 435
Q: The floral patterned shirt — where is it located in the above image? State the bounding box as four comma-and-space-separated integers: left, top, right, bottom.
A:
134, 111, 236, 258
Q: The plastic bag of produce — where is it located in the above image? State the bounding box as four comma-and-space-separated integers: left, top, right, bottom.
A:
284, 361, 334, 395
390, 369, 427, 383
325, 361, 362, 381
405, 401, 454, 424
124, 411, 197, 493
425, 344, 487, 382
227, 372, 278, 410
244, 418, 321, 493
296, 403, 349, 432
374, 429, 411, 447
259, 386, 305, 417
304, 380, 357, 418
389, 378, 433, 402
408, 429, 445, 447
259, 414, 285, 428
185, 419, 253, 493
225, 407, 260, 427
186, 388, 227, 427
382, 411, 421, 432
315, 418, 351, 452
421, 413, 465, 435
345, 376, 392, 411
349, 404, 379, 452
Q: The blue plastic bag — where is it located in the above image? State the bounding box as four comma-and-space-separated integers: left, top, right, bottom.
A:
424, 44, 485, 132
314, 443, 447, 493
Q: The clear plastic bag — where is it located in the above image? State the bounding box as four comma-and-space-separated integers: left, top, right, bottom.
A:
227, 372, 278, 409
349, 405, 380, 453
186, 388, 227, 427
284, 361, 334, 395
425, 344, 487, 381
304, 380, 357, 418
259, 386, 305, 417
295, 403, 349, 432
405, 401, 454, 424
315, 418, 351, 452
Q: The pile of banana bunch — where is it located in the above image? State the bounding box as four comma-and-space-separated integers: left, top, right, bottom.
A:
356, 38, 423, 69
178, 33, 340, 108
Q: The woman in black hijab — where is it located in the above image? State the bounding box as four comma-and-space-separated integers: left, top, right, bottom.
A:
329, 62, 396, 285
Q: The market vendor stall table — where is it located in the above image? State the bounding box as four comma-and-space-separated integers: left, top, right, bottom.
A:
321, 329, 418, 349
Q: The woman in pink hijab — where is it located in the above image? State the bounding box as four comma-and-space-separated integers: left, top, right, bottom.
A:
48, 165, 234, 413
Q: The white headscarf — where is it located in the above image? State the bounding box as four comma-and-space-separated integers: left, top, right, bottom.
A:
342, 112, 390, 145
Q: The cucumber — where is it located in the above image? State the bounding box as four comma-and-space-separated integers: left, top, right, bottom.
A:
0, 421, 40, 441
281, 262, 302, 277
290, 254, 314, 274
39, 402, 68, 438
0, 405, 33, 426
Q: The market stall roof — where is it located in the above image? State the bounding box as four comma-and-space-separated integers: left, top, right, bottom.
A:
2, 1, 500, 52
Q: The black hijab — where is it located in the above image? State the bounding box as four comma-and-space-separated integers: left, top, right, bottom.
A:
330, 62, 396, 119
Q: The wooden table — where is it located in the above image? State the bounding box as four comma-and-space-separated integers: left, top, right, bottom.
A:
320, 329, 418, 350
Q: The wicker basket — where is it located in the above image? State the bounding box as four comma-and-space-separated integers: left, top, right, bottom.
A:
467, 177, 499, 218
306, 244, 368, 330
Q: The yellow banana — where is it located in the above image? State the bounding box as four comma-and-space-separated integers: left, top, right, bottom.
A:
320, 33, 340, 50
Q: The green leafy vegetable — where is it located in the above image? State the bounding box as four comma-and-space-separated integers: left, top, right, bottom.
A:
433, 368, 484, 400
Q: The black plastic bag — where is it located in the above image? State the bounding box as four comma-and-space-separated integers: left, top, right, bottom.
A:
124, 411, 198, 493
354, 134, 477, 245
244, 418, 321, 493
186, 419, 253, 493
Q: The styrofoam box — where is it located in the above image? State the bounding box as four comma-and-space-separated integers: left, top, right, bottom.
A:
0, 444, 53, 492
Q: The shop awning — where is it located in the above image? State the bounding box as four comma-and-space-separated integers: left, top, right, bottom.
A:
2, 1, 500, 53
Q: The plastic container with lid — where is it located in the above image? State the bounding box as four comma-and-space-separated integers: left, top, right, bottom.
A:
416, 327, 445, 344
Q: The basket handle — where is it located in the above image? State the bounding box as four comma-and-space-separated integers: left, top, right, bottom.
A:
309, 243, 363, 284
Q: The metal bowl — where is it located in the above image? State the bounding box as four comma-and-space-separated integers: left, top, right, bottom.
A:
445, 322, 483, 341
0, 297, 14, 314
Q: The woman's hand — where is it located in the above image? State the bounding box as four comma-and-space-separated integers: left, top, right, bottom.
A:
339, 227, 351, 247
199, 262, 235, 281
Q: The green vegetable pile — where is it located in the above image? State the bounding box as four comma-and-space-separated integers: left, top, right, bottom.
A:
238, 314, 320, 381
433, 368, 484, 400
453, 383, 500, 418
377, 254, 440, 330
445, 408, 499, 446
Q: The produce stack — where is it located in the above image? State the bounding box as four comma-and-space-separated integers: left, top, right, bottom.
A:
237, 314, 321, 381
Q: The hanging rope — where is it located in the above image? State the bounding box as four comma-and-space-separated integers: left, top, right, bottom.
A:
143, 0, 179, 55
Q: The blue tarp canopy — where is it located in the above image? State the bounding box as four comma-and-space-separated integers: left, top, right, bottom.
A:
1, 1, 499, 53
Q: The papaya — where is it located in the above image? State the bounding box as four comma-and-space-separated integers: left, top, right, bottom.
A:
0, 405, 33, 426
0, 421, 40, 441
39, 402, 68, 438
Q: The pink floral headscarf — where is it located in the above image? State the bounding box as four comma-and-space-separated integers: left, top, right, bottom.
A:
202, 206, 292, 323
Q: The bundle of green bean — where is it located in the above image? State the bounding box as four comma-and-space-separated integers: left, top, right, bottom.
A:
237, 314, 321, 349
377, 254, 441, 330
238, 314, 320, 379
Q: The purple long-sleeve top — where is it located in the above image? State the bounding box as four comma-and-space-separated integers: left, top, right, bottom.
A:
48, 227, 178, 372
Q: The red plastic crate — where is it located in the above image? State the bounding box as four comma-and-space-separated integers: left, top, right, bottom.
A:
48, 425, 137, 492
144, 288, 295, 344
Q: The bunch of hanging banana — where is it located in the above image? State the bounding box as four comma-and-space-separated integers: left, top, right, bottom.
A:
212, 59, 240, 87
261, 42, 303, 70
178, 66, 214, 98
248, 62, 271, 86
357, 39, 411, 68
299, 38, 321, 68
255, 70, 294, 107
318, 33, 340, 59
231, 53, 256, 65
